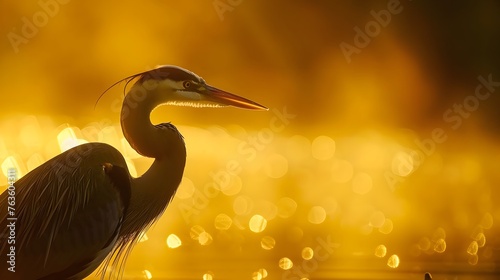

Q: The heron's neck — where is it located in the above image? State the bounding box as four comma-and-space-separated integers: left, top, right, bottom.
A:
119, 87, 186, 238
121, 89, 160, 158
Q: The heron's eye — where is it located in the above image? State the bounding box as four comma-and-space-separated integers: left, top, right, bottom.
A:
183, 81, 192, 89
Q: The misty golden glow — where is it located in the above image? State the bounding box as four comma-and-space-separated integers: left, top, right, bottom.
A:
1, 1, 500, 279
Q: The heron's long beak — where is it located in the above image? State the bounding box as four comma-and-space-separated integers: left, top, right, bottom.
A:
205, 85, 268, 110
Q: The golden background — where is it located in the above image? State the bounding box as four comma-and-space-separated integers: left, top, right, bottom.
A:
1, 1, 499, 279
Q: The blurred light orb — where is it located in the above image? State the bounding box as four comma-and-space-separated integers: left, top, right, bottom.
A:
369, 211, 386, 228
279, 257, 293, 270
198, 231, 213, 246
264, 153, 288, 178
214, 213, 233, 230
308, 206, 327, 224
166, 234, 182, 248
277, 197, 297, 218
352, 172, 373, 195
378, 219, 394, 234
252, 271, 263, 280
467, 241, 479, 255
202, 271, 215, 280
387, 254, 400, 268
2, 156, 23, 178
475, 232, 486, 247
142, 269, 152, 279
375, 244, 387, 258
433, 238, 446, 253
312, 135, 335, 160
468, 254, 479, 265
391, 151, 414, 177
176, 177, 195, 199
258, 268, 268, 278
261, 236, 276, 250
249, 215, 268, 233
331, 160, 354, 183
302, 247, 314, 260
190, 225, 206, 240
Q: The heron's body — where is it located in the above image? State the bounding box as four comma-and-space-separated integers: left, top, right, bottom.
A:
0, 65, 266, 279
1, 143, 130, 279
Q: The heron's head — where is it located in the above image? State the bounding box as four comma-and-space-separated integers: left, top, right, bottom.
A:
131, 65, 268, 110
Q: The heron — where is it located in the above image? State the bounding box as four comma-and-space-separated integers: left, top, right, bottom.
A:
0, 65, 267, 279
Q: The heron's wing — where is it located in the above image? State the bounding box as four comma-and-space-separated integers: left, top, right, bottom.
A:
0, 143, 131, 280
